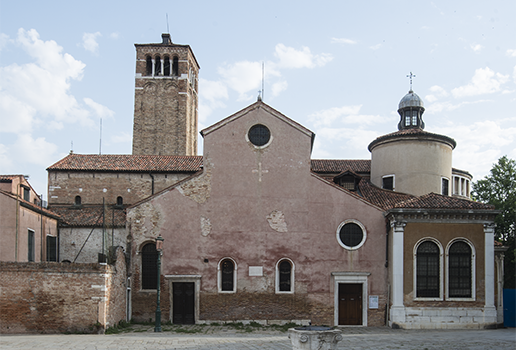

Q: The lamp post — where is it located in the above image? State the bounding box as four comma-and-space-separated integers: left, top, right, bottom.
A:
154, 234, 164, 332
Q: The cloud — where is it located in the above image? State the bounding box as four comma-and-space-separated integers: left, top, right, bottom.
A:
111, 132, 132, 144
82, 32, 101, 53
507, 49, 516, 57
331, 38, 357, 45
13, 134, 59, 167
199, 78, 228, 122
110, 32, 120, 40
218, 61, 262, 101
309, 105, 362, 127
0, 33, 10, 51
271, 81, 288, 97
451, 67, 509, 98
470, 44, 483, 52
433, 120, 516, 178
425, 85, 449, 102
274, 43, 333, 69
84, 98, 115, 118
369, 43, 382, 50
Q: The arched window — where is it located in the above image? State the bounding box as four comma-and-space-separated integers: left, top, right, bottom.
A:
141, 243, 158, 290
154, 55, 161, 76
116, 196, 123, 206
172, 56, 179, 76
276, 259, 294, 293
146, 56, 152, 76
74, 195, 81, 205
448, 241, 472, 298
416, 241, 440, 298
164, 56, 171, 76
218, 258, 236, 292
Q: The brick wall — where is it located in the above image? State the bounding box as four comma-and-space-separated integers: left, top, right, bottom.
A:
48, 171, 191, 206
0, 247, 127, 334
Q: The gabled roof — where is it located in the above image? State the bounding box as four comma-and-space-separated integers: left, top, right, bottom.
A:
47, 154, 203, 173
0, 174, 25, 182
0, 189, 61, 220
201, 101, 315, 151
50, 206, 126, 227
310, 159, 371, 174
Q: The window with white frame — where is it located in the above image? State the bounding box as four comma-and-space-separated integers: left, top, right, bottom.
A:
414, 239, 443, 299
336, 220, 367, 250
276, 258, 294, 293
218, 258, 237, 293
447, 239, 475, 300
382, 175, 395, 191
441, 177, 449, 196
28, 229, 35, 262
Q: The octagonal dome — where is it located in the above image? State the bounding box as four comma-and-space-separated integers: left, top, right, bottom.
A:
398, 90, 424, 109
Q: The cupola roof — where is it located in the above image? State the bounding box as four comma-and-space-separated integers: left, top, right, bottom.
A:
398, 90, 424, 110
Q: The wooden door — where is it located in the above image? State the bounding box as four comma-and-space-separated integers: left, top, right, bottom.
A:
173, 282, 195, 324
338, 283, 362, 325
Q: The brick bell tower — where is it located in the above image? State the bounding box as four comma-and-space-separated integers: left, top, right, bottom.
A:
132, 33, 200, 156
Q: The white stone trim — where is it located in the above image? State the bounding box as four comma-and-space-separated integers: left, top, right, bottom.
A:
484, 224, 495, 309
382, 174, 395, 190
217, 257, 237, 293
332, 272, 370, 326
413, 237, 444, 301
275, 258, 295, 294
336, 219, 367, 251
445, 238, 476, 301
165, 275, 201, 324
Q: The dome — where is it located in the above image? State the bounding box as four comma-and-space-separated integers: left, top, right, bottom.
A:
398, 90, 424, 109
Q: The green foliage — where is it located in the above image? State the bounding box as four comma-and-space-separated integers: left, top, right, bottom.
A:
472, 156, 516, 288
105, 320, 132, 334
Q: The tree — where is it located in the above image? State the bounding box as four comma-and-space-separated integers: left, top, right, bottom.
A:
472, 156, 516, 288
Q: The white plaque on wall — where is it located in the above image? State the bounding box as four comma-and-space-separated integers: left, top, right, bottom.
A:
249, 266, 263, 276
369, 295, 379, 309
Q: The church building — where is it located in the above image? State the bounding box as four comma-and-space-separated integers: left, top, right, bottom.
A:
47, 34, 504, 329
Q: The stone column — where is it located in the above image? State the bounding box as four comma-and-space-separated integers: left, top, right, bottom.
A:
390, 221, 406, 326
483, 223, 496, 324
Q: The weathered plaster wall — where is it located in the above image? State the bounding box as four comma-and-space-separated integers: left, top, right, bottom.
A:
128, 104, 388, 326
59, 227, 127, 263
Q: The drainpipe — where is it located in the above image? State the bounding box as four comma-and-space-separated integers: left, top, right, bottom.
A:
15, 182, 20, 261
385, 219, 390, 268
149, 173, 155, 195
40, 193, 43, 262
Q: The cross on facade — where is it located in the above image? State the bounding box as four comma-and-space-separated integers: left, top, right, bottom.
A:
252, 162, 269, 182
406, 72, 416, 91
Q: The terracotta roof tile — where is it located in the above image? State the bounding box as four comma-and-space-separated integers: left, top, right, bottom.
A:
311, 159, 371, 174
47, 154, 203, 172
392, 192, 495, 210
368, 128, 456, 151
357, 180, 415, 210
50, 206, 126, 227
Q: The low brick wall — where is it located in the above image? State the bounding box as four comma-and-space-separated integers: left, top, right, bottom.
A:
0, 247, 127, 334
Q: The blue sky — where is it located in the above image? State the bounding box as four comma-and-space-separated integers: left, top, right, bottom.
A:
1, 1, 515, 196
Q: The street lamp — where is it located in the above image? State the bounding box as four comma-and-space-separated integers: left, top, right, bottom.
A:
154, 234, 164, 332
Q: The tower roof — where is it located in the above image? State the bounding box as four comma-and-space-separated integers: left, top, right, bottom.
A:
398, 90, 424, 110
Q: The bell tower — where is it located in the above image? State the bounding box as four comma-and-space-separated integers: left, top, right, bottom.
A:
132, 34, 200, 156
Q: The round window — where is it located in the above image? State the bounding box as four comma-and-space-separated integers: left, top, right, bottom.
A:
248, 124, 271, 147
337, 220, 366, 250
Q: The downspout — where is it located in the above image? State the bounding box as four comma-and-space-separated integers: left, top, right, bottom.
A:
15, 182, 20, 261
385, 219, 390, 267
149, 173, 155, 195
40, 193, 43, 261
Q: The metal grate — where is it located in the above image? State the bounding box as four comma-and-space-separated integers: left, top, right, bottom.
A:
416, 241, 440, 297
449, 241, 472, 297
248, 124, 270, 146
339, 223, 363, 248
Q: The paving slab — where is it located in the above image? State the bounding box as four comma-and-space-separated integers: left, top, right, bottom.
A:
1, 326, 514, 350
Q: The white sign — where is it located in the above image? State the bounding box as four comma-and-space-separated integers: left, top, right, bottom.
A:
249, 266, 263, 276
369, 295, 379, 309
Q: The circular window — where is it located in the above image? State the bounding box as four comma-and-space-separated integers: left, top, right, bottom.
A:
336, 220, 366, 250
248, 124, 271, 147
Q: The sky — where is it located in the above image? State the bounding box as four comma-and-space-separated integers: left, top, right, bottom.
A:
1, 1, 515, 197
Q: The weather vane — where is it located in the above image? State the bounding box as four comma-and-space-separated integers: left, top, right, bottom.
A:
406, 72, 416, 91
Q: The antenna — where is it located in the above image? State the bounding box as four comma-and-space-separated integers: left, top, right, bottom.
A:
166, 13, 170, 34
406, 71, 416, 91
71, 141, 73, 153
99, 118, 102, 155
262, 62, 264, 101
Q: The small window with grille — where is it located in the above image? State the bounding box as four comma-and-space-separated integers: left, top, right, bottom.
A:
248, 124, 271, 147
219, 258, 236, 292
448, 241, 472, 298
337, 220, 366, 250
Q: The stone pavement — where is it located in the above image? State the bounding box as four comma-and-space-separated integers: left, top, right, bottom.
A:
1, 326, 515, 350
